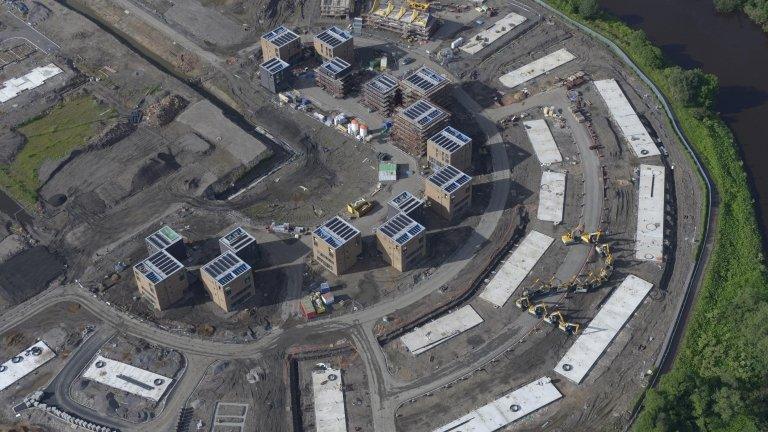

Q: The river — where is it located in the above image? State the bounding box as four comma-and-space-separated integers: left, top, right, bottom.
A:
600, 0, 768, 246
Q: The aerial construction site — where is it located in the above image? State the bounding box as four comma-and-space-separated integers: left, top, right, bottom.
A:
0, 0, 705, 431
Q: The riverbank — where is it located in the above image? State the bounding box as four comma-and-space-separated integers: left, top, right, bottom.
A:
542, 1, 768, 430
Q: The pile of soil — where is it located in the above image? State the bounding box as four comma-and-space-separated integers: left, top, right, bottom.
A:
144, 94, 189, 127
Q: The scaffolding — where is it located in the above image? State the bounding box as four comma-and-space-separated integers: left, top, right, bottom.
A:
362, 73, 400, 115
365, 0, 437, 39
393, 99, 450, 156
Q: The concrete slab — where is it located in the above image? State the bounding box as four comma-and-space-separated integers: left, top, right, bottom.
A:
555, 274, 654, 384
635, 165, 665, 262
499, 48, 575, 88
479, 231, 554, 307
461, 12, 527, 55
432, 376, 562, 432
593, 79, 660, 158
400, 305, 484, 355
523, 119, 562, 166
0, 63, 63, 103
312, 367, 347, 432
538, 171, 566, 224
82, 355, 173, 401
0, 341, 56, 392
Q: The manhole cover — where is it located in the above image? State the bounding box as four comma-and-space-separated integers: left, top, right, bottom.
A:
327, 373, 338, 381
562, 363, 573, 371
95, 360, 106, 368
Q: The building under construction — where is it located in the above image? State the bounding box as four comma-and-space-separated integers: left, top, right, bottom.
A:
387, 190, 424, 222
133, 250, 188, 311
314, 26, 354, 64
400, 66, 450, 106
365, 0, 437, 39
425, 164, 473, 220
259, 57, 290, 93
219, 226, 259, 264
427, 126, 473, 172
393, 99, 450, 156
312, 216, 362, 275
362, 73, 400, 115
145, 225, 187, 261
315, 57, 353, 98
320, 0, 354, 17
261, 26, 301, 63
376, 213, 426, 272
201, 252, 255, 313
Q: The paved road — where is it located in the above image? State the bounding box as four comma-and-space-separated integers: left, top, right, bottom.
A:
0, 9, 60, 54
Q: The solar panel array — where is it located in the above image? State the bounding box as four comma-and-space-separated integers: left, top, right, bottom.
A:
430, 126, 471, 153
222, 227, 256, 252
146, 226, 180, 250
261, 57, 289, 75
366, 73, 398, 94
203, 251, 251, 285
313, 216, 360, 249
379, 213, 425, 245
319, 57, 351, 77
402, 99, 447, 127
135, 250, 183, 283
404, 66, 447, 92
316, 26, 352, 48
263, 26, 299, 47
389, 191, 423, 214
428, 164, 471, 193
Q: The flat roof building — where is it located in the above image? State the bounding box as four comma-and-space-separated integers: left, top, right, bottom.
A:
145, 225, 186, 261
425, 164, 472, 220
219, 226, 259, 263
400, 66, 450, 106
427, 126, 472, 172
366, 2, 437, 39
393, 99, 450, 156
201, 252, 255, 312
376, 213, 426, 272
387, 190, 424, 222
314, 26, 354, 64
259, 57, 290, 93
261, 26, 301, 63
315, 57, 353, 98
312, 216, 362, 275
320, 0, 353, 17
362, 73, 400, 115
134, 250, 188, 311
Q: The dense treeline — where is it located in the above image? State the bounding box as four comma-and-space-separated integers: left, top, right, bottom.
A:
713, 0, 768, 31
546, 1, 768, 431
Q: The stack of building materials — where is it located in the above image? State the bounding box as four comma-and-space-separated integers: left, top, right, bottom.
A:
315, 57, 354, 98
312, 216, 362, 275
362, 73, 400, 115
320, 0, 353, 17
365, 0, 437, 39
259, 57, 290, 93
393, 99, 450, 156
399, 66, 450, 106
314, 26, 354, 63
260, 26, 301, 62
376, 213, 426, 272
201, 252, 255, 312
425, 164, 473, 220
426, 126, 472, 172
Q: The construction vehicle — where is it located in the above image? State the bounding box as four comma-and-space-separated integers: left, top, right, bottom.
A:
580, 229, 604, 244
407, 0, 430, 11
597, 243, 614, 267
514, 297, 549, 318
544, 311, 580, 335
346, 198, 373, 218
561, 229, 579, 245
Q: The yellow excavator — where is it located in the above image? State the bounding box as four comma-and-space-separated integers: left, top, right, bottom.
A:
515, 296, 549, 318
544, 311, 581, 335
407, 0, 430, 11
597, 243, 614, 267
346, 198, 373, 219
580, 229, 604, 244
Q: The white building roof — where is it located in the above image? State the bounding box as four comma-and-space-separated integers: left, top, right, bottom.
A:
82, 355, 173, 401
635, 165, 665, 261
593, 79, 660, 158
538, 171, 566, 224
0, 341, 56, 392
461, 12, 527, 55
499, 48, 575, 88
523, 119, 563, 165
479, 230, 554, 307
312, 367, 347, 432
555, 274, 654, 384
432, 376, 562, 432
400, 305, 484, 355
0, 63, 63, 103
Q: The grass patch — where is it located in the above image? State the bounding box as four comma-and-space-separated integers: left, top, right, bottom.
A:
542, 1, 768, 430
0, 95, 115, 207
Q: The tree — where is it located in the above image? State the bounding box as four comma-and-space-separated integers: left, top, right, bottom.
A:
664, 67, 718, 110
577, 0, 600, 19
714, 0, 745, 13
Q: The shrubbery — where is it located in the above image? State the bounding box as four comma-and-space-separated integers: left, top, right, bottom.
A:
544, 1, 768, 430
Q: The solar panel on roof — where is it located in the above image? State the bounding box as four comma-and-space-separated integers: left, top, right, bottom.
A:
316, 26, 352, 48
204, 252, 249, 281
429, 165, 471, 192
367, 74, 398, 94
263, 26, 299, 47
405, 66, 447, 92
262, 58, 289, 74
379, 213, 424, 244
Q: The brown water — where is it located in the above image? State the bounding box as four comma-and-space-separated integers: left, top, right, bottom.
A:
600, 0, 768, 244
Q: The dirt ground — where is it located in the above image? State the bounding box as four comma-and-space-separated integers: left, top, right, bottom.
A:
69, 333, 184, 423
